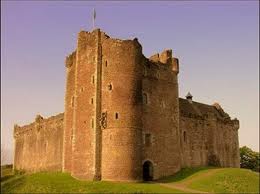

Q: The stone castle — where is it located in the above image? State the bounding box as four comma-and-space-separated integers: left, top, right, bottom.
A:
13, 29, 240, 181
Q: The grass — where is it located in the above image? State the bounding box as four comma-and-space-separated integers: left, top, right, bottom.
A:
159, 167, 259, 193
1, 171, 182, 193
1, 166, 259, 193
159, 166, 216, 183
1, 166, 16, 182
189, 168, 260, 193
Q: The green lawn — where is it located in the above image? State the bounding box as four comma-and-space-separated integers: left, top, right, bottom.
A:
189, 168, 259, 193
159, 166, 216, 183
159, 167, 259, 193
1, 166, 259, 193
1, 171, 181, 193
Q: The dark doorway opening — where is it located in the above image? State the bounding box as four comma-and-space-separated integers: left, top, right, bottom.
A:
143, 161, 153, 181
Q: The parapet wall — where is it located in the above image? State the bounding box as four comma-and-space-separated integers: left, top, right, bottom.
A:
13, 113, 64, 172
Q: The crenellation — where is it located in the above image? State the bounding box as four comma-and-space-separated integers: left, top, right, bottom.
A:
65, 51, 76, 68
159, 49, 172, 64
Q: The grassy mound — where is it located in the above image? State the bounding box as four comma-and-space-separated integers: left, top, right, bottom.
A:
160, 167, 259, 193
1, 171, 181, 193
189, 168, 259, 193
2, 166, 259, 193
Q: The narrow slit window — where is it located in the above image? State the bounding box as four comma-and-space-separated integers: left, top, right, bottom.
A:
183, 131, 187, 142
145, 133, 151, 147
115, 113, 119, 119
143, 93, 148, 104
105, 60, 108, 67
91, 98, 94, 104
71, 96, 75, 107
92, 76, 95, 84
91, 119, 94, 128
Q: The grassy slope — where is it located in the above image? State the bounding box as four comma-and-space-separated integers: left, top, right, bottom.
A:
160, 167, 259, 193
1, 172, 181, 193
189, 168, 259, 193
2, 167, 259, 193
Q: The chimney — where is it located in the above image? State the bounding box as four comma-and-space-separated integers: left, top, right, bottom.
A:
186, 92, 193, 103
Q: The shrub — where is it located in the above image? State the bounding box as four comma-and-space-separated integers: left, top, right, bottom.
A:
240, 146, 259, 172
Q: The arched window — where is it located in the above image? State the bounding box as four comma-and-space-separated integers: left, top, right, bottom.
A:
183, 131, 187, 142
143, 93, 148, 104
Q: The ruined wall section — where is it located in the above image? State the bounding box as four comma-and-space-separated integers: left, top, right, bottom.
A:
13, 113, 64, 172
143, 50, 181, 179
63, 51, 76, 172
101, 36, 143, 181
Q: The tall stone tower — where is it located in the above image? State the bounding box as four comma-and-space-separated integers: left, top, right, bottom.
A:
63, 29, 144, 181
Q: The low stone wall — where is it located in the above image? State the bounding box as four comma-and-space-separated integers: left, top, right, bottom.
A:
13, 113, 64, 172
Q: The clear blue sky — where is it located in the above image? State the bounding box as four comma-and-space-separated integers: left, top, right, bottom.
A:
1, 1, 259, 163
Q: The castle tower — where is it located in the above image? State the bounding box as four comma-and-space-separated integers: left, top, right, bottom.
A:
100, 36, 143, 181
63, 29, 143, 181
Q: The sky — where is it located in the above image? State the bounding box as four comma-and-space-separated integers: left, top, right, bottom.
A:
1, 1, 259, 164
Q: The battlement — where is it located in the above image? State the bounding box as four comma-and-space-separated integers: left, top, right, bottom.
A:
65, 51, 76, 68
149, 50, 179, 74
232, 118, 239, 130
14, 113, 64, 138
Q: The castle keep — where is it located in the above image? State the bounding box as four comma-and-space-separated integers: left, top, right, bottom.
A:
13, 29, 240, 181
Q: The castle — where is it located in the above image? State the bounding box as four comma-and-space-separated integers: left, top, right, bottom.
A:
13, 29, 240, 181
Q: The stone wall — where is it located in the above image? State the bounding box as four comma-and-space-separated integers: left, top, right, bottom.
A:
63, 51, 76, 172
100, 35, 143, 181
70, 30, 99, 180
179, 99, 240, 168
142, 50, 181, 179
13, 113, 64, 172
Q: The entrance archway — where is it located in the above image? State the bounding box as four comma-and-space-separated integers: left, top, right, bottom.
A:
143, 161, 153, 181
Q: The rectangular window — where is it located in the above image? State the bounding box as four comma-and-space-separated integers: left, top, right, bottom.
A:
183, 131, 186, 142
143, 93, 148, 104
92, 75, 95, 84
91, 118, 94, 128
145, 133, 151, 147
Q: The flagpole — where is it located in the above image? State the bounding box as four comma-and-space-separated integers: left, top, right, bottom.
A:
93, 8, 96, 30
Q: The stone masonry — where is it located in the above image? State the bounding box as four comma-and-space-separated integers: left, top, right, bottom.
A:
13, 29, 240, 181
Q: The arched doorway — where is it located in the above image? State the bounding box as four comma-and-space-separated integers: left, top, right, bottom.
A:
143, 161, 153, 181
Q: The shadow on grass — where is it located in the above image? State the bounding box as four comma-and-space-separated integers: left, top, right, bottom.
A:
1, 174, 15, 182
1, 174, 26, 193
157, 166, 216, 183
